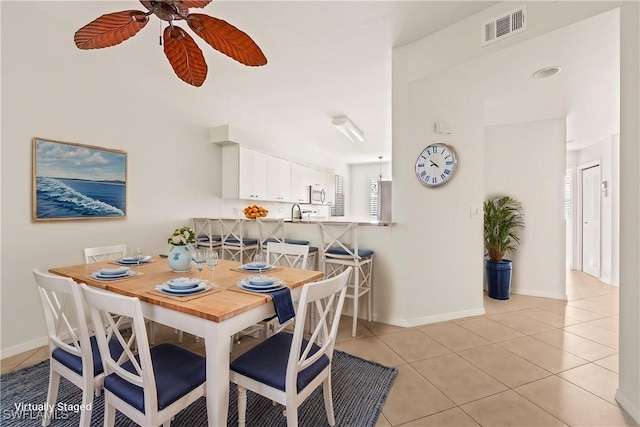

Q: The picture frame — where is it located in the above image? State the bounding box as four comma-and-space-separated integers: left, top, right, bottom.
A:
32, 137, 127, 221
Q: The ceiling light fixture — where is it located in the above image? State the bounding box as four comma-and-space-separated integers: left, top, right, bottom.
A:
532, 66, 562, 79
331, 116, 365, 143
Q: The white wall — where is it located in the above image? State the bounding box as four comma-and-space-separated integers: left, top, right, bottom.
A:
485, 119, 567, 299
349, 161, 392, 221
616, 1, 640, 422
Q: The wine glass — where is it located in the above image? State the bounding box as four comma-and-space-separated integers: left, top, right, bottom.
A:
253, 252, 268, 276
193, 249, 207, 280
205, 250, 219, 284
129, 246, 143, 274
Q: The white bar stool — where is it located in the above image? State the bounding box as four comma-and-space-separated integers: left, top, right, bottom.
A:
317, 222, 374, 337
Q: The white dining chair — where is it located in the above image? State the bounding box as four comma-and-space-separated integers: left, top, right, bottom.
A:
266, 241, 310, 270
84, 244, 156, 344
33, 269, 124, 427
83, 244, 126, 263
229, 267, 351, 427
80, 284, 207, 427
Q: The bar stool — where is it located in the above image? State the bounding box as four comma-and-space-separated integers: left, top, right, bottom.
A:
218, 218, 259, 263
192, 217, 223, 250
256, 218, 318, 270
317, 222, 374, 337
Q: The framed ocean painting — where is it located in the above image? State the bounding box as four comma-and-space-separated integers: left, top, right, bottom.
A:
32, 138, 127, 221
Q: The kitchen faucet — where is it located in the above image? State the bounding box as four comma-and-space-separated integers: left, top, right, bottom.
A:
291, 203, 302, 222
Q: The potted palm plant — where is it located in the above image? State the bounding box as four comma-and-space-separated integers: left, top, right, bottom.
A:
484, 196, 524, 300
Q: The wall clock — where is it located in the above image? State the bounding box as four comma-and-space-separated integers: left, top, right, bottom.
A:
415, 143, 457, 187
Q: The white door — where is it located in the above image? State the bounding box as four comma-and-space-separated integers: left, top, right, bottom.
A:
582, 165, 601, 277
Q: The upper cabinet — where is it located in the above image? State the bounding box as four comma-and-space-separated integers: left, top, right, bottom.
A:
266, 156, 292, 202
290, 163, 310, 203
222, 145, 267, 200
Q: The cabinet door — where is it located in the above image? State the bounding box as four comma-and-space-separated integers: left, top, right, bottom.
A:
291, 163, 310, 203
266, 156, 292, 202
238, 147, 267, 200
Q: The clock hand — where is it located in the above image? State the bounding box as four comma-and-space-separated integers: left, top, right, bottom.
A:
430, 160, 440, 168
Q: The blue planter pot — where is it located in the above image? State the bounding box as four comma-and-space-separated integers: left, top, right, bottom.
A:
486, 259, 512, 300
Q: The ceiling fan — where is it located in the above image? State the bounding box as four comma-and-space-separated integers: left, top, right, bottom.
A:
74, 0, 267, 87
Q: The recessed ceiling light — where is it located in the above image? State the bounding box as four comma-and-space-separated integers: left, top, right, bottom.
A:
532, 66, 562, 79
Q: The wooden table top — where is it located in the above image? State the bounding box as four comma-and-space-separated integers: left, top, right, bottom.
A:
49, 257, 324, 323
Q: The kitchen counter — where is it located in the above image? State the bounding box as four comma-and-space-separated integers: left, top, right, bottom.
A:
203, 217, 393, 227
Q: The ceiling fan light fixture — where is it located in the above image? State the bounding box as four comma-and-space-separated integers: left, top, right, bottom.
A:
532, 66, 562, 79
331, 116, 365, 143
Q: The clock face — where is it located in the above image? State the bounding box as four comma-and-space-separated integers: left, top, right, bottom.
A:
415, 143, 457, 187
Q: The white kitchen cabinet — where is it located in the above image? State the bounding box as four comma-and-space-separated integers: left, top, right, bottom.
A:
290, 163, 311, 203
222, 145, 267, 200
266, 156, 292, 202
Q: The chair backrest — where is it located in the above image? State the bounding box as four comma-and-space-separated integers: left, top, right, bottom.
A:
266, 242, 309, 269
317, 222, 359, 259
33, 269, 94, 374
84, 244, 127, 263
80, 284, 157, 411
286, 267, 351, 391
257, 218, 285, 248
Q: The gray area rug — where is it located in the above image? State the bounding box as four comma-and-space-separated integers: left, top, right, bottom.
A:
0, 350, 397, 426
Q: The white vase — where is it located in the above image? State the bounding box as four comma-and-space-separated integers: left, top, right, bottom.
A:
167, 245, 192, 272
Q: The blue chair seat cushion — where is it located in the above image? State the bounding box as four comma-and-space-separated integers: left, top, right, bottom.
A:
197, 235, 222, 242
263, 237, 282, 244
308, 246, 319, 253
103, 343, 206, 413
224, 237, 259, 246
326, 246, 374, 259
284, 239, 310, 245
52, 336, 124, 377
230, 332, 329, 393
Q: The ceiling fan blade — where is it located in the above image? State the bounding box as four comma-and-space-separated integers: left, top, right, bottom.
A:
74, 11, 149, 49
181, 1, 212, 8
186, 13, 267, 66
163, 25, 208, 87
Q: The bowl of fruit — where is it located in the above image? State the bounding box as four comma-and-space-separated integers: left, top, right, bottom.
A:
243, 205, 268, 219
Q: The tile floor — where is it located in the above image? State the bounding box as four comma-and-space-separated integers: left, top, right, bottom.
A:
2, 271, 637, 426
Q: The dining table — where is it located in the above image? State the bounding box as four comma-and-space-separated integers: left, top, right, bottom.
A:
49, 256, 324, 427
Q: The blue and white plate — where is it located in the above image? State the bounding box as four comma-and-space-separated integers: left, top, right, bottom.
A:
155, 282, 210, 295
166, 277, 203, 290
91, 270, 137, 280
246, 275, 276, 287
98, 267, 130, 276
238, 263, 275, 272
118, 256, 152, 265
238, 278, 284, 292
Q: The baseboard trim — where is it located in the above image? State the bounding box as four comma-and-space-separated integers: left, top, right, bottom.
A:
373, 307, 486, 328
616, 388, 640, 424
513, 288, 568, 300
0, 336, 48, 360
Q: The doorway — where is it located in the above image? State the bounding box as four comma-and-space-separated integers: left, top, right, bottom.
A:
581, 164, 601, 278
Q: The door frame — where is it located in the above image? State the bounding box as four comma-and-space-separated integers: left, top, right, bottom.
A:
575, 159, 601, 273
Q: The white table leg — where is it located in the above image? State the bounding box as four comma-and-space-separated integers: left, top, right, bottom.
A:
205, 322, 231, 427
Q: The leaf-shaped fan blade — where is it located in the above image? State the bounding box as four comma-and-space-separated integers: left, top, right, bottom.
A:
187, 13, 267, 66
74, 11, 149, 49
163, 26, 208, 87
181, 1, 212, 8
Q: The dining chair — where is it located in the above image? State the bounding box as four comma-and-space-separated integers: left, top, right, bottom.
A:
317, 222, 374, 337
33, 269, 124, 427
80, 284, 207, 427
83, 244, 126, 263
218, 218, 260, 263
84, 244, 156, 345
266, 241, 310, 270
229, 267, 351, 427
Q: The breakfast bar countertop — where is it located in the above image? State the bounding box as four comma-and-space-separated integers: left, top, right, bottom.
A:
206, 217, 394, 227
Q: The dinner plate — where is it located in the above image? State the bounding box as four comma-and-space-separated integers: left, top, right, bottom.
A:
156, 283, 209, 295
92, 271, 137, 280
238, 263, 275, 272
118, 257, 151, 265
246, 275, 276, 286
166, 277, 203, 290
98, 267, 130, 276
238, 278, 284, 292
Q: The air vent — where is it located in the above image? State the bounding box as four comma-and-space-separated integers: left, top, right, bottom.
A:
482, 6, 527, 46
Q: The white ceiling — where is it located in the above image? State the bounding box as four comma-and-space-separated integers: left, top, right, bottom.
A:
34, 1, 618, 165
